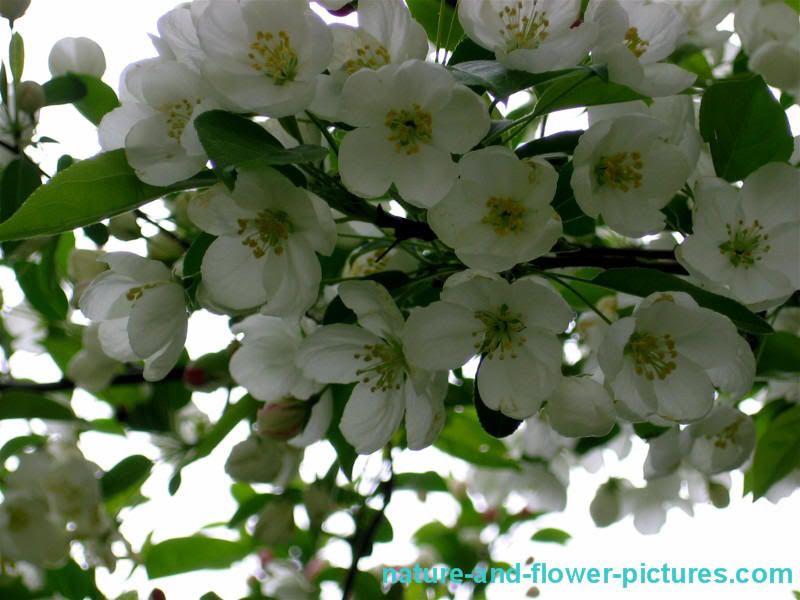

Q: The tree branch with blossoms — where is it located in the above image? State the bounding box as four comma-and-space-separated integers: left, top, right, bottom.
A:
0, 0, 799, 598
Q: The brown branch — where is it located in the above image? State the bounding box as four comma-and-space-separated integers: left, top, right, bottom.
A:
0, 368, 185, 393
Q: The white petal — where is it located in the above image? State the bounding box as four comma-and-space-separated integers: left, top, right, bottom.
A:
339, 127, 395, 198
392, 144, 458, 208
545, 377, 616, 438
339, 280, 404, 339
298, 324, 381, 384
477, 332, 562, 419
404, 371, 447, 450
403, 302, 480, 371
127, 283, 186, 359
340, 383, 405, 454
104, 252, 171, 282
201, 236, 269, 310
289, 390, 334, 448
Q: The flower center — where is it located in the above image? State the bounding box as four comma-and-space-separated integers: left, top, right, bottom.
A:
718, 219, 771, 268
708, 418, 744, 450
481, 196, 527, 236
353, 339, 407, 392
625, 27, 649, 58
595, 151, 644, 192
161, 99, 197, 141
126, 283, 159, 302
385, 104, 433, 155
6, 503, 30, 531
248, 30, 299, 85
472, 303, 527, 360
237, 209, 292, 258
344, 43, 390, 75
625, 331, 677, 381
499, 0, 550, 51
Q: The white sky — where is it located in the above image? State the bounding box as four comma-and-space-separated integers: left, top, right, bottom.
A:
1, 2, 799, 599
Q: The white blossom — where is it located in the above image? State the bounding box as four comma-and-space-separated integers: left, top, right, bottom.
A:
427, 146, 561, 272
571, 114, 694, 237
598, 292, 755, 424
310, 0, 428, 120
298, 280, 448, 454
458, 0, 598, 72
404, 273, 572, 419
588, 0, 696, 97
338, 59, 490, 208
194, 0, 332, 116
79, 252, 188, 381
98, 58, 218, 186
677, 163, 800, 310
188, 169, 336, 317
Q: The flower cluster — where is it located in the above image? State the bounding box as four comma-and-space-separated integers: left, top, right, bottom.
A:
4, 0, 800, 587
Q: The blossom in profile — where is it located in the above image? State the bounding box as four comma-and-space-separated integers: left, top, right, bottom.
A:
459, 0, 598, 72
79, 252, 188, 381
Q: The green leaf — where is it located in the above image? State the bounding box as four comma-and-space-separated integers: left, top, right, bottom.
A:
72, 75, 120, 125
41, 74, 119, 125
575, 424, 621, 454
44, 560, 102, 600
1, 156, 42, 222
757, 332, 800, 375
406, 0, 464, 51
447, 38, 494, 66
14, 238, 69, 321
194, 110, 328, 169
699, 75, 793, 181
532, 527, 571, 544
183, 232, 216, 279
101, 455, 153, 499
0, 434, 47, 463
435, 409, 519, 469
590, 267, 773, 334
450, 61, 570, 98
747, 405, 800, 499
786, 0, 800, 11
516, 130, 583, 159
143, 536, 252, 578
474, 358, 522, 438
193, 395, 258, 461
43, 75, 86, 105
550, 162, 595, 237
9, 33, 23, 83
0, 391, 74, 421
328, 384, 358, 480
0, 150, 210, 242
393, 471, 448, 493
414, 521, 481, 572
533, 69, 647, 117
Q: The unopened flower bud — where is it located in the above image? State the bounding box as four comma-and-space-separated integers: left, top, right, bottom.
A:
183, 347, 234, 392
147, 231, 185, 262
257, 399, 310, 441
708, 481, 730, 509
0, 0, 31, 21
253, 499, 295, 546
108, 212, 140, 241
48, 37, 106, 78
590, 479, 622, 528
15, 81, 45, 114
303, 481, 336, 526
